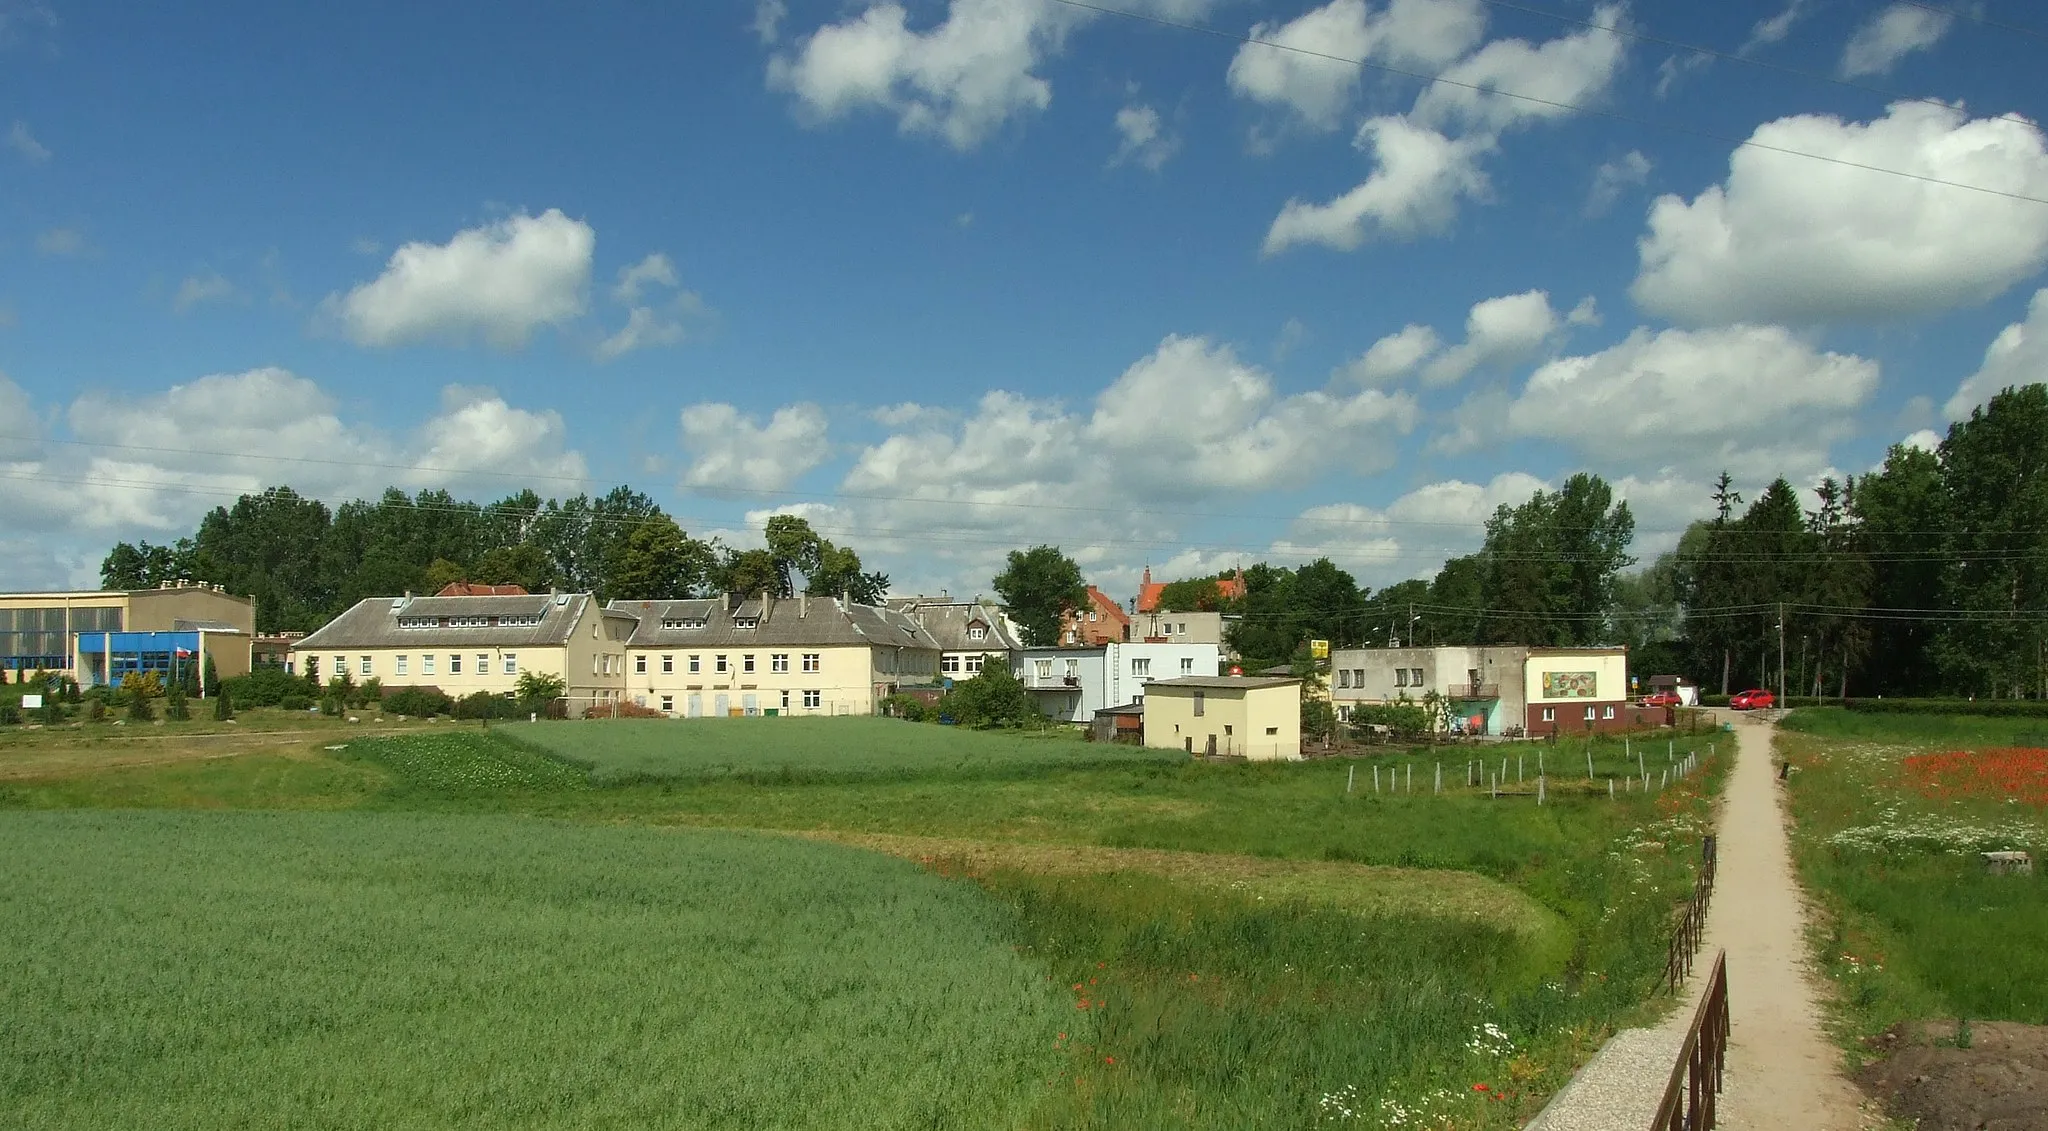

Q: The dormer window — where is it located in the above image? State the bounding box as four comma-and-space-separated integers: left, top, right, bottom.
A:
398, 617, 436, 630
967, 625, 986, 641
732, 617, 759, 629
660, 617, 708, 630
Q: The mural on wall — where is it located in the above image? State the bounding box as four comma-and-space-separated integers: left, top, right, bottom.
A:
1541, 671, 1598, 699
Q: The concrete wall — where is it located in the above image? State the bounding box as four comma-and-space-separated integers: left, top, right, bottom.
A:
128, 586, 257, 635
1143, 683, 1300, 760
622, 641, 932, 717
1328, 645, 1527, 734
1522, 649, 1630, 736
1127, 611, 1226, 646
1105, 642, 1223, 709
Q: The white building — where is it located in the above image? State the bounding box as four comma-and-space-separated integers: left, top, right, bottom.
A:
1013, 641, 1222, 723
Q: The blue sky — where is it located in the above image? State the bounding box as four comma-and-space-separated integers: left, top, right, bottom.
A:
5, 0, 2048, 601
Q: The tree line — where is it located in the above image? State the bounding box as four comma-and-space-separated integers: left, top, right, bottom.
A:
100, 486, 887, 633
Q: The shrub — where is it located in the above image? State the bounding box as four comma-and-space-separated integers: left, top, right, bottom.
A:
0, 703, 20, 725
166, 683, 190, 721
223, 667, 315, 708
127, 693, 155, 723
121, 671, 164, 703
880, 693, 931, 722
278, 694, 311, 713
213, 684, 235, 721
514, 671, 567, 716
38, 698, 63, 725
87, 699, 107, 723
358, 677, 383, 706
454, 691, 524, 721
383, 686, 454, 718
583, 699, 666, 719
320, 695, 343, 718
1350, 698, 1432, 740
938, 665, 1041, 729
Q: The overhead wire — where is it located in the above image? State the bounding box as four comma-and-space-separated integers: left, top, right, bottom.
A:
1888, 0, 2048, 45
1044, 0, 2048, 208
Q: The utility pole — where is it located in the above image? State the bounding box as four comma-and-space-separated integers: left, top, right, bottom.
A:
1777, 602, 1786, 705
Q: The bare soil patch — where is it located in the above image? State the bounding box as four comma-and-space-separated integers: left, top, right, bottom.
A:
1861, 1020, 2048, 1131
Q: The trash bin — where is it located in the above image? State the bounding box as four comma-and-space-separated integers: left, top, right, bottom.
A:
764, 708, 779, 717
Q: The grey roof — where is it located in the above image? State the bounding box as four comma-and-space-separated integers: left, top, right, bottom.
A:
294, 592, 593, 650
1146, 675, 1299, 690
608, 594, 942, 651
891, 601, 1021, 652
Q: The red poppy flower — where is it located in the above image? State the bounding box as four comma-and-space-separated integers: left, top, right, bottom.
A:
1473, 1083, 1490, 1092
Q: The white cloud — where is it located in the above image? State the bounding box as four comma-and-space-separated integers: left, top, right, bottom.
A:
1262, 116, 1492, 253
1633, 102, 2048, 325
36, 227, 83, 256
173, 270, 239, 313
1342, 323, 1441, 384
8, 120, 49, 163
752, 0, 787, 44
1419, 289, 1563, 386
1900, 429, 1942, 453
1264, 471, 1550, 584
1586, 149, 1651, 215
0, 370, 42, 462
411, 386, 587, 486
327, 209, 594, 349
596, 305, 686, 361
1111, 103, 1178, 171
612, 252, 679, 302
1742, 0, 1812, 53
1501, 325, 1879, 468
1226, 0, 1487, 130
1841, 3, 1952, 78
1410, 4, 1627, 136
1945, 288, 2048, 419
679, 402, 831, 493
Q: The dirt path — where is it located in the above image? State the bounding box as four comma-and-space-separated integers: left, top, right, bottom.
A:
1663, 712, 1866, 1129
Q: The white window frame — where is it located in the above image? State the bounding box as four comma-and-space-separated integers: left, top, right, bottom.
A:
660, 694, 674, 714
743, 654, 756, 674
478, 654, 489, 677
715, 655, 728, 674
1541, 707, 1555, 722
1035, 660, 1052, 679
634, 655, 647, 674
1180, 657, 1194, 675
333, 655, 347, 678
1132, 658, 1150, 676
504, 654, 518, 676
688, 655, 700, 673
359, 655, 373, 677
395, 655, 409, 676
965, 654, 983, 673
1602, 705, 1615, 720
802, 653, 820, 673
772, 653, 789, 673
662, 654, 674, 674
449, 654, 462, 675
422, 654, 436, 676
803, 689, 821, 709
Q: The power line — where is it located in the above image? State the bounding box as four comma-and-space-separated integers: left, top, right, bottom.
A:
1889, 0, 2048, 44
1047, 0, 2048, 208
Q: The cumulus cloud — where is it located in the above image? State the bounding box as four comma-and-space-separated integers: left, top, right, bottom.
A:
1841, 3, 1951, 78
679, 402, 831, 493
173, 270, 239, 313
1264, 471, 1551, 582
1342, 324, 1441, 384
1945, 288, 2048, 419
1262, 117, 1493, 253
1500, 325, 1879, 469
612, 252, 679, 302
1420, 289, 1565, 385
327, 209, 595, 349
0, 370, 42, 462
36, 227, 83, 256
1110, 103, 1177, 171
1586, 149, 1651, 215
596, 253, 704, 361
1633, 102, 2048, 325
8, 120, 49, 163
1226, 0, 1485, 131
1900, 429, 1943, 453
1410, 4, 1627, 135
1742, 0, 1813, 53
752, 0, 786, 44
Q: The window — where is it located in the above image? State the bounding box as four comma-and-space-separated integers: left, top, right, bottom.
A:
660, 617, 707, 630
592, 654, 599, 676
802, 653, 820, 673
660, 695, 673, 713
772, 653, 789, 673
398, 617, 436, 630
333, 655, 347, 677
1035, 660, 1052, 679
422, 654, 436, 676
743, 654, 756, 674
1338, 669, 1352, 689
635, 655, 647, 674
1584, 706, 1597, 721
1265, 726, 1279, 735
1602, 705, 1615, 720
1132, 658, 1151, 676
662, 655, 674, 674
504, 654, 517, 676
965, 654, 983, 674
1394, 669, 1408, 687
1541, 707, 1555, 722
360, 656, 373, 676
478, 654, 489, 677
497, 614, 541, 628
450, 654, 462, 674
733, 617, 758, 629
1353, 669, 1365, 687
967, 626, 986, 641
1180, 657, 1194, 675
1192, 691, 1205, 717
1410, 668, 1424, 685
1064, 659, 1078, 678
942, 655, 960, 674
803, 689, 821, 708
395, 655, 409, 676
715, 655, 728, 673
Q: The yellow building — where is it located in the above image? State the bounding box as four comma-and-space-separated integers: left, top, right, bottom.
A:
1521, 647, 1631, 736
291, 591, 638, 715
1142, 675, 1302, 760
0, 581, 254, 688
612, 593, 942, 717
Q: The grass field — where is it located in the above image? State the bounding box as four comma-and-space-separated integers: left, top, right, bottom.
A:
498, 716, 1180, 783
0, 715, 1729, 1129
0, 812, 1067, 1130
1778, 708, 2048, 1049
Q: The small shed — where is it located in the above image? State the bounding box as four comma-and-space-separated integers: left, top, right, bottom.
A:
1648, 674, 1700, 706
1142, 676, 1302, 761
1091, 701, 1144, 743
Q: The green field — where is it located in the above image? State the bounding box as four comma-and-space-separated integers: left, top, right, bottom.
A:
0, 714, 1729, 1128
499, 716, 1181, 783
0, 812, 1065, 1130
1779, 709, 2048, 1049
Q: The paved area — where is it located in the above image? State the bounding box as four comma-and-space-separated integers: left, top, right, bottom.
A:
1530, 713, 1867, 1130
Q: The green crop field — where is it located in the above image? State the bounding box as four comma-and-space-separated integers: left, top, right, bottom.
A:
0, 811, 1067, 1130
1779, 709, 2048, 1049
497, 716, 1181, 783
0, 716, 1730, 1129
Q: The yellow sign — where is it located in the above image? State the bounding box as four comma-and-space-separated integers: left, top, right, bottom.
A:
1309, 639, 1330, 659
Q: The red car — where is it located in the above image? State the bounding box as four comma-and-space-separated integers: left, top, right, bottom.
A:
1638, 692, 1681, 708
1730, 689, 1776, 710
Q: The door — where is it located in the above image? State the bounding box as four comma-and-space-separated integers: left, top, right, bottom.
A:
742, 693, 758, 716
687, 693, 702, 718
715, 693, 729, 717
1205, 735, 1217, 756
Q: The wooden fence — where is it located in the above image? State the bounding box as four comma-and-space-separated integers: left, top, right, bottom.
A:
1650, 949, 1730, 1131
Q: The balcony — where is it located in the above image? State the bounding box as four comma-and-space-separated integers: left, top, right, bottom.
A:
1448, 683, 1500, 700
1023, 674, 1082, 691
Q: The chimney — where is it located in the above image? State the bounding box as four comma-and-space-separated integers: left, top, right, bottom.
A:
801, 593, 808, 618
841, 588, 850, 609
760, 589, 772, 618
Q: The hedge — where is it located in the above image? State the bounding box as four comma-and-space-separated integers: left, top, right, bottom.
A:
384, 686, 455, 718
222, 667, 318, 708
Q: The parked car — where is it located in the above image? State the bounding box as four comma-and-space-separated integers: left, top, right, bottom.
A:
1638, 691, 1681, 708
1730, 688, 1776, 710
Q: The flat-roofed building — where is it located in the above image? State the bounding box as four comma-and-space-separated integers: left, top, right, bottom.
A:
1141, 675, 1302, 760
291, 590, 636, 715
0, 582, 254, 688
612, 592, 942, 718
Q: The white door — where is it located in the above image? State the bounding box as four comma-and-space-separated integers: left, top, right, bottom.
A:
687, 694, 702, 718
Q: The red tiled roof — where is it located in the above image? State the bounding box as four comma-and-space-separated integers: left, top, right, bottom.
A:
435, 582, 531, 597
1135, 568, 1243, 614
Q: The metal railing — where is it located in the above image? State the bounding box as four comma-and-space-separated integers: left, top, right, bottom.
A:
1447, 683, 1500, 699
1650, 950, 1730, 1131
1662, 835, 1718, 992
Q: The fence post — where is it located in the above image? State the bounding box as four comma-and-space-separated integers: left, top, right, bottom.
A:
1609, 778, 1615, 801
1347, 765, 1355, 794
1538, 775, 1545, 806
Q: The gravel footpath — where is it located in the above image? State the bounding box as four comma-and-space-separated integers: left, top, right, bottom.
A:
1523, 1026, 1686, 1131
